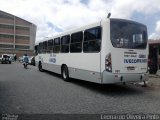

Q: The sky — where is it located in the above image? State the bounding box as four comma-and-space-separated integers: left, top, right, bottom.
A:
1, 0, 160, 41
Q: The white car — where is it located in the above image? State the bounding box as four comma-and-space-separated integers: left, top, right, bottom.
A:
18, 57, 23, 62
0, 54, 12, 64
29, 56, 34, 64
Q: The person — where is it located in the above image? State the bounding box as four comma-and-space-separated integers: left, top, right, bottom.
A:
22, 54, 29, 68
14, 55, 17, 61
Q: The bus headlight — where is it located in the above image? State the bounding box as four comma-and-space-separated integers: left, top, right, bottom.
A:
105, 53, 112, 72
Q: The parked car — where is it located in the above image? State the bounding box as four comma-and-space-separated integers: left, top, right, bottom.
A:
29, 56, 33, 64
18, 57, 23, 62
29, 56, 35, 66
9, 54, 15, 62
0, 54, 12, 64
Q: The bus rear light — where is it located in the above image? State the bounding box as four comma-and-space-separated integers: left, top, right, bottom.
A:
105, 53, 112, 72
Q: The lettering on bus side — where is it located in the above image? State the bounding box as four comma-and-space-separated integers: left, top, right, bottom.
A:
139, 54, 146, 58
50, 53, 56, 57
49, 58, 56, 63
124, 52, 137, 58
124, 59, 147, 63
49, 53, 56, 63
124, 54, 137, 57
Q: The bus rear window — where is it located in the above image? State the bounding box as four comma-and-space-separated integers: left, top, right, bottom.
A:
110, 20, 148, 49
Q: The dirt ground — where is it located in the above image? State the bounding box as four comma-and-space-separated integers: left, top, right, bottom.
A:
133, 74, 160, 90
148, 74, 160, 89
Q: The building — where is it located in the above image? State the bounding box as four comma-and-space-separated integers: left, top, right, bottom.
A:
0, 10, 36, 57
148, 39, 160, 74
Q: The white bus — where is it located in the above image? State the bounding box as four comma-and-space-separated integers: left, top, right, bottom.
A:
34, 18, 148, 84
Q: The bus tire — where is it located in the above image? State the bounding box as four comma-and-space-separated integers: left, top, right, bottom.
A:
62, 66, 70, 82
38, 62, 43, 72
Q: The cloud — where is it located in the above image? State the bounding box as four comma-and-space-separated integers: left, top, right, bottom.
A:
1, 0, 160, 41
155, 21, 160, 33
110, 0, 160, 18
149, 33, 160, 40
149, 20, 160, 40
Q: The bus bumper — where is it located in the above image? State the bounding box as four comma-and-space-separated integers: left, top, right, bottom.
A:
102, 71, 148, 84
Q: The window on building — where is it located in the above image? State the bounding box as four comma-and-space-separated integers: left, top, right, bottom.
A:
15, 45, 30, 49
0, 44, 13, 48
70, 31, 83, 53
15, 39, 29, 44
54, 37, 60, 53
0, 34, 14, 39
16, 26, 30, 31
15, 36, 30, 40
61, 35, 70, 53
0, 24, 14, 29
83, 27, 101, 52
0, 14, 14, 20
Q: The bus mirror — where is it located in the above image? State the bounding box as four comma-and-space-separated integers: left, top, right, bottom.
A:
107, 12, 111, 18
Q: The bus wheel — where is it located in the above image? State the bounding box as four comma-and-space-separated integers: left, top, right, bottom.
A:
62, 66, 70, 81
38, 62, 43, 72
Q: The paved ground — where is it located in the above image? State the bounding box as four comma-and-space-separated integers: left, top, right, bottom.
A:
0, 62, 160, 115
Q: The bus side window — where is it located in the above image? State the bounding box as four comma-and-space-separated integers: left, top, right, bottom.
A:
47, 39, 53, 53
70, 31, 83, 53
38, 42, 43, 54
61, 35, 70, 53
34, 45, 38, 55
54, 37, 60, 53
43, 41, 47, 53
83, 26, 101, 53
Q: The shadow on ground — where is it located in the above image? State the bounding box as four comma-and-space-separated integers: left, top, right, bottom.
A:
44, 70, 144, 96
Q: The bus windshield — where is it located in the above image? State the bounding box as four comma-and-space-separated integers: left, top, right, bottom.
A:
110, 19, 148, 49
